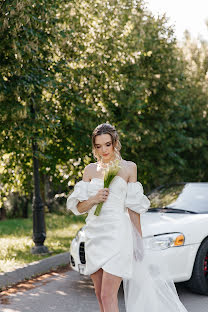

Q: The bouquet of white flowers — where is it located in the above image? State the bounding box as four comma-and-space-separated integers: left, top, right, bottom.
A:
94, 159, 121, 216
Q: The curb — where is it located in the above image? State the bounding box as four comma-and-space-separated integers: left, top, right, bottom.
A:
0, 252, 70, 289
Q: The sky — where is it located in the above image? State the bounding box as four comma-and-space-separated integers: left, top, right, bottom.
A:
146, 0, 208, 41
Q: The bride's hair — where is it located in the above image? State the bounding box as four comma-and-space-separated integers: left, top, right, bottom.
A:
92, 123, 122, 161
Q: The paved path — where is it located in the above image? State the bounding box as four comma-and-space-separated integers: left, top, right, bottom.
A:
0, 268, 208, 312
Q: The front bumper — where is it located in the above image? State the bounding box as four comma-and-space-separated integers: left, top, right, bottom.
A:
70, 236, 200, 282
70, 238, 86, 274
144, 242, 200, 282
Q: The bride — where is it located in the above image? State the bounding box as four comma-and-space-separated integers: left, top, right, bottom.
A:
67, 123, 189, 312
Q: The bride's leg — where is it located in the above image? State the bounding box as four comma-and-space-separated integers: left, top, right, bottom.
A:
90, 268, 104, 312
101, 270, 122, 312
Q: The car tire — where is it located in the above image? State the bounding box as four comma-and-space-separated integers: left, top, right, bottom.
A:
185, 238, 208, 295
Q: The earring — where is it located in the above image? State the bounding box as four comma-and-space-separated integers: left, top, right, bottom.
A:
95, 151, 101, 162
114, 147, 121, 160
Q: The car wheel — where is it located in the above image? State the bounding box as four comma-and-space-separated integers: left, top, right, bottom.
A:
185, 238, 208, 295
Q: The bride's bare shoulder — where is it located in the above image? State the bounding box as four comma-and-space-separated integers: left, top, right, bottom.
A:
122, 159, 137, 181
82, 163, 97, 181
122, 159, 137, 170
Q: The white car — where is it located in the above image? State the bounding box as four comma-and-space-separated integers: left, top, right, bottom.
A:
70, 182, 208, 295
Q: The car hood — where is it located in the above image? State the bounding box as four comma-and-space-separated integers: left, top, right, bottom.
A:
140, 211, 208, 243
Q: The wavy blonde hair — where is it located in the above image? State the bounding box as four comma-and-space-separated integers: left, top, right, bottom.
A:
92, 123, 122, 161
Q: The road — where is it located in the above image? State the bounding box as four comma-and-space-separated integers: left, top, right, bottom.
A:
0, 266, 208, 312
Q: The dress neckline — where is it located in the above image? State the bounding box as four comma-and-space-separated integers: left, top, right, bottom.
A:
91, 175, 128, 186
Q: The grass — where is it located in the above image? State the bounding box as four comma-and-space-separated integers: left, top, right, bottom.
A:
0, 212, 86, 273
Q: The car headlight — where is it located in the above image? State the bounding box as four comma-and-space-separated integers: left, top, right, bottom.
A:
74, 227, 85, 242
144, 233, 185, 250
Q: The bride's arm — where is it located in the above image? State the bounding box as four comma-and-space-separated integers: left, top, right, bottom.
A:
127, 162, 143, 237
76, 165, 97, 214
76, 164, 108, 214
128, 209, 142, 237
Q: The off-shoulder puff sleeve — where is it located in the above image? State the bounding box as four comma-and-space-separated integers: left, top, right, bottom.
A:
66, 180, 90, 216
125, 182, 150, 214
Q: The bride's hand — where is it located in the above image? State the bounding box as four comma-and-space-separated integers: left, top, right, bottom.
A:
93, 188, 109, 204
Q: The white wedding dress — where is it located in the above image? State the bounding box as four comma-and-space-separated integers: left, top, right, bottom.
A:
67, 175, 188, 312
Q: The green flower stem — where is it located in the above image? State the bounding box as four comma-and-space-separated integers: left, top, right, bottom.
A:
94, 202, 103, 216
94, 159, 121, 216
94, 180, 110, 216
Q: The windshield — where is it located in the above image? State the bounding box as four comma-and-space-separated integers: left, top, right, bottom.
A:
148, 183, 208, 214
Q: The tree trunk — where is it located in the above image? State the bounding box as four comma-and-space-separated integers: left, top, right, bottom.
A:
22, 197, 29, 218
0, 207, 6, 220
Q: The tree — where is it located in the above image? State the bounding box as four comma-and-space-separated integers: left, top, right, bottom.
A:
0, 0, 62, 251
177, 31, 208, 181
1, 0, 207, 218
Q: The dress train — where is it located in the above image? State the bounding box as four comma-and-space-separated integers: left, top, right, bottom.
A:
123, 220, 189, 312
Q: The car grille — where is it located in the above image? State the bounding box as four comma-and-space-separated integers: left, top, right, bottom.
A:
79, 242, 86, 264
70, 255, 75, 266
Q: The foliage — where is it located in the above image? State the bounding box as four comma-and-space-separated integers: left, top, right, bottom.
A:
0, 0, 207, 216
178, 32, 208, 182
0, 0, 62, 206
